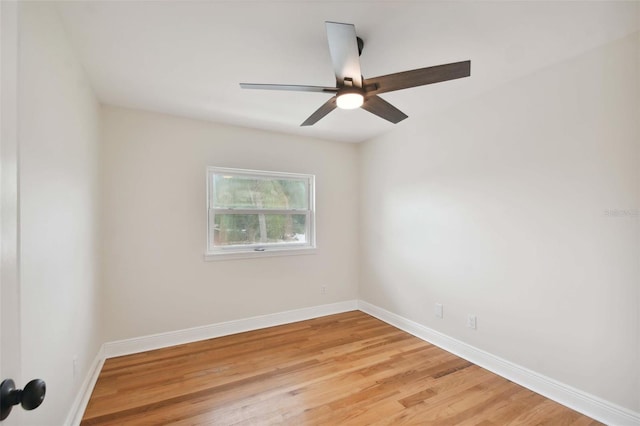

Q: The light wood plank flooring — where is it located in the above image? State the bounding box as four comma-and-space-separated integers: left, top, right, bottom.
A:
82, 311, 601, 425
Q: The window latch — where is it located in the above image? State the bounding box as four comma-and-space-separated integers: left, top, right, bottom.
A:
254, 247, 265, 252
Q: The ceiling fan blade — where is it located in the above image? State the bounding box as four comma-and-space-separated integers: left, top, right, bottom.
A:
361, 95, 408, 124
301, 96, 337, 126
325, 22, 363, 88
240, 83, 338, 93
365, 60, 471, 95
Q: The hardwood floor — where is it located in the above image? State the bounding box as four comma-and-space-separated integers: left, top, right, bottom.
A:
81, 311, 601, 425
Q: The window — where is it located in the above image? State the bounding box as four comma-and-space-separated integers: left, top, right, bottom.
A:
206, 167, 316, 259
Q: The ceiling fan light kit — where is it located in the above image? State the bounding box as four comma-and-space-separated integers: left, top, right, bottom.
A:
336, 90, 364, 110
240, 21, 471, 126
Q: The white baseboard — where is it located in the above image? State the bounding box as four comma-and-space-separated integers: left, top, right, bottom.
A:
64, 348, 105, 426
103, 299, 359, 358
358, 300, 640, 426
66, 299, 639, 426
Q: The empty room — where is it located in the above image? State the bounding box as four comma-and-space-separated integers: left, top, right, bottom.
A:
0, 1, 638, 425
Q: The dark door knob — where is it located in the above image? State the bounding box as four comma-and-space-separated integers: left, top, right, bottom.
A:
0, 378, 46, 421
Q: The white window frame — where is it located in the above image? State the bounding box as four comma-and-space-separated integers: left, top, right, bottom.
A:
205, 166, 316, 260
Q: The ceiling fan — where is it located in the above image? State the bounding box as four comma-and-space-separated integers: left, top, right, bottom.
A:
240, 21, 471, 126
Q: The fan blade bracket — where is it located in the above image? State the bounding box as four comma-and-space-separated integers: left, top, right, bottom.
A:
363, 83, 379, 93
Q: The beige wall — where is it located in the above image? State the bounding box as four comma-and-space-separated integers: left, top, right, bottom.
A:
359, 33, 640, 411
101, 106, 359, 341
18, 3, 103, 424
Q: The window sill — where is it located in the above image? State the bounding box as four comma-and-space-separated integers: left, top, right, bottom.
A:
204, 246, 317, 261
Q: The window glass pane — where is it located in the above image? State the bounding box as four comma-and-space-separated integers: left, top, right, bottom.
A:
213, 175, 308, 210
213, 214, 308, 246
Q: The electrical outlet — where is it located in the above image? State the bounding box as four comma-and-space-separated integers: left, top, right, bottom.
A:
72, 356, 78, 379
466, 315, 477, 330
435, 303, 443, 319
321, 286, 326, 294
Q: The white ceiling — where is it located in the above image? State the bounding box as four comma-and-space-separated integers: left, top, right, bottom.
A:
56, 1, 639, 143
